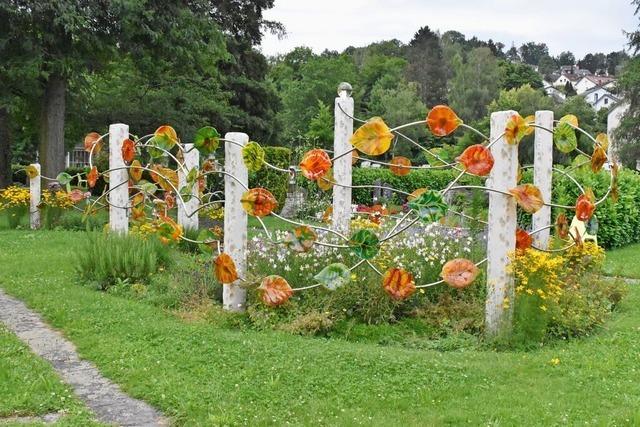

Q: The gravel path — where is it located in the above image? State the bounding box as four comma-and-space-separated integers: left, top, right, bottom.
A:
0, 289, 169, 427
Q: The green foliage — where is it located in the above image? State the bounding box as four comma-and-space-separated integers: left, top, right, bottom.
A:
75, 233, 173, 290
616, 57, 640, 167
405, 26, 448, 106
500, 62, 544, 90
304, 100, 334, 149
249, 146, 291, 213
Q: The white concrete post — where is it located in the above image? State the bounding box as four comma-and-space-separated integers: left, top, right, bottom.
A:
223, 132, 249, 312
485, 111, 518, 336
29, 163, 41, 230
332, 82, 354, 235
178, 143, 200, 231
532, 110, 554, 249
109, 123, 129, 234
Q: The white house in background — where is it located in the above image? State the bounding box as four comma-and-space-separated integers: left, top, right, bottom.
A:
581, 86, 620, 110
607, 102, 629, 163
574, 75, 616, 95
543, 80, 566, 102
553, 73, 580, 88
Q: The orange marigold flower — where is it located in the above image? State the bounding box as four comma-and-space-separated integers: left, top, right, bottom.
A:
456, 144, 494, 176
259, 275, 293, 307
214, 253, 238, 284
426, 105, 462, 137
382, 268, 416, 300
441, 258, 479, 289
299, 149, 331, 181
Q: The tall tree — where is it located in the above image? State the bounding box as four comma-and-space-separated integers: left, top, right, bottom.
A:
449, 47, 501, 121
519, 42, 549, 65
578, 53, 607, 74
506, 44, 521, 62
537, 55, 558, 80
557, 51, 576, 66
0, 1, 226, 178
500, 62, 543, 90
405, 26, 448, 106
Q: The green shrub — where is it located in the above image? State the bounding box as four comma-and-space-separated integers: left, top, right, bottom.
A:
249, 146, 292, 213
75, 232, 173, 290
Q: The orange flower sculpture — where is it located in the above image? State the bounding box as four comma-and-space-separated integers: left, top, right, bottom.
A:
241, 188, 278, 217
389, 156, 412, 176
456, 144, 494, 176
575, 193, 595, 222
68, 189, 88, 204
299, 149, 331, 180
130, 160, 143, 182
504, 113, 529, 145
350, 117, 393, 156
214, 253, 239, 284
87, 166, 98, 188
382, 268, 416, 300
515, 228, 533, 250
509, 184, 544, 213
259, 275, 293, 307
84, 132, 102, 154
441, 258, 479, 289
121, 138, 136, 163
426, 105, 462, 137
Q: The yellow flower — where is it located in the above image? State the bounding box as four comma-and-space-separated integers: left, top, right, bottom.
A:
549, 358, 560, 366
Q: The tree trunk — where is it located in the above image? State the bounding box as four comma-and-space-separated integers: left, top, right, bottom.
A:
0, 107, 11, 188
39, 74, 66, 179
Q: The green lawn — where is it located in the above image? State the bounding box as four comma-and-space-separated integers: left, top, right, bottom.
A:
0, 230, 640, 425
604, 243, 640, 279
0, 324, 100, 426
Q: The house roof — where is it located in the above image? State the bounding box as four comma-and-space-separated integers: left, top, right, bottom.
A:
581, 85, 621, 103
582, 75, 616, 86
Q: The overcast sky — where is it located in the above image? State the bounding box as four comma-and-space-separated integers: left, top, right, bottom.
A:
260, 0, 637, 58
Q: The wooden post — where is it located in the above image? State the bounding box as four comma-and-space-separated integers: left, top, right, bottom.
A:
485, 111, 518, 336
29, 163, 41, 230
178, 143, 200, 231
332, 82, 354, 236
223, 132, 249, 312
109, 123, 129, 234
532, 110, 554, 249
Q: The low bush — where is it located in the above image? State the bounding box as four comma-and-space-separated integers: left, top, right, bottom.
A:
75, 232, 173, 290
249, 146, 292, 213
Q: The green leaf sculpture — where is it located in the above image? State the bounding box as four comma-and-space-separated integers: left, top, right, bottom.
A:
348, 229, 380, 260
193, 126, 220, 156
284, 226, 317, 253
197, 228, 219, 254
242, 141, 265, 172
407, 189, 448, 222
314, 263, 351, 290
554, 122, 577, 153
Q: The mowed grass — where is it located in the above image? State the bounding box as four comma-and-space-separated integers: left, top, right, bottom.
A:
0, 230, 639, 425
604, 243, 640, 279
0, 324, 100, 426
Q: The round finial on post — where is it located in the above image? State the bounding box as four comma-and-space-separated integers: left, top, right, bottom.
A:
337, 82, 353, 98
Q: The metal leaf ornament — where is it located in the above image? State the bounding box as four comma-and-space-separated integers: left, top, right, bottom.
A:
509, 184, 544, 214
441, 258, 479, 289
84, 132, 102, 154
284, 226, 317, 253
214, 253, 238, 284
515, 228, 533, 251
389, 156, 412, 176
87, 166, 99, 188
241, 188, 278, 217
149, 125, 178, 157
299, 149, 331, 180
242, 141, 265, 172
348, 229, 380, 260
259, 275, 293, 307
555, 213, 569, 239
456, 144, 494, 176
554, 115, 578, 153
193, 126, 220, 156
25, 165, 39, 179
314, 263, 351, 290
350, 117, 393, 156
382, 268, 416, 300
407, 190, 448, 222
426, 105, 462, 137
121, 138, 136, 163
504, 113, 529, 145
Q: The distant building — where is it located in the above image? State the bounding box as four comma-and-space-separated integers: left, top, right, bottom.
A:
542, 80, 566, 102
574, 75, 616, 95
581, 86, 620, 110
